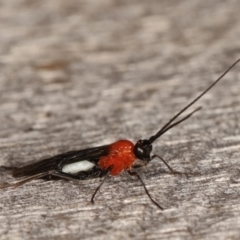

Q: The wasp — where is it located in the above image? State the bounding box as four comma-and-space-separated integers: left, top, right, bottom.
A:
1, 58, 239, 210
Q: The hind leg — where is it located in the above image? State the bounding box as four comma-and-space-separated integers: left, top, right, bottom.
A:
0, 170, 84, 189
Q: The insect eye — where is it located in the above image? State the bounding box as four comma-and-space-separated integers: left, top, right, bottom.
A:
134, 139, 152, 161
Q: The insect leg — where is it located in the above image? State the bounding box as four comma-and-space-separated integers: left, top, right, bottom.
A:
91, 166, 112, 204
0, 170, 83, 189
0, 166, 14, 171
0, 171, 52, 189
49, 171, 89, 180
152, 155, 201, 177
128, 170, 163, 210
151, 154, 185, 175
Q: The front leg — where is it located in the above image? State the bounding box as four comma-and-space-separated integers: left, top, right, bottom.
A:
151, 154, 188, 176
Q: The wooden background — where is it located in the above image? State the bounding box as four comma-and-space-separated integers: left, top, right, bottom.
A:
0, 0, 240, 239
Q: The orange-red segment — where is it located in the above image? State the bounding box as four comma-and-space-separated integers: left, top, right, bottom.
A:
98, 140, 136, 176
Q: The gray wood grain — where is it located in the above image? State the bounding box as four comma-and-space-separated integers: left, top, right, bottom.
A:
0, 0, 240, 239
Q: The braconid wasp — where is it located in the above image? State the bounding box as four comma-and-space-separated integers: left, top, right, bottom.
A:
1, 58, 240, 210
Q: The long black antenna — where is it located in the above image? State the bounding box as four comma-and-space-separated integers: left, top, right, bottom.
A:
157, 106, 202, 136
149, 58, 240, 144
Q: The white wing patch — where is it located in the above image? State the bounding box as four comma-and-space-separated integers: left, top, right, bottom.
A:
62, 160, 95, 174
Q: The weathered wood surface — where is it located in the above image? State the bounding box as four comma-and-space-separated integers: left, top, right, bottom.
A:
0, 0, 240, 239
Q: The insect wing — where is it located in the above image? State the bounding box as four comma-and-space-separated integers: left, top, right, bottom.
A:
12, 145, 110, 177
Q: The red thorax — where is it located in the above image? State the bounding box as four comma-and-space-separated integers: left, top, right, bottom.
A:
98, 140, 136, 175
